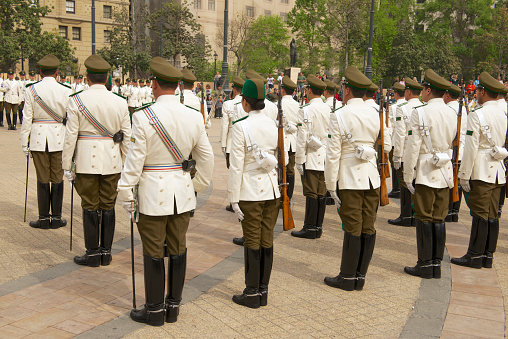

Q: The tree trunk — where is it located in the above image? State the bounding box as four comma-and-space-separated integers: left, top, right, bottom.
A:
345, 24, 349, 69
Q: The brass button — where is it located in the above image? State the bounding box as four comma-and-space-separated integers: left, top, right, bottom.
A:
188, 198, 191, 200
261, 189, 264, 192
160, 189, 163, 192
186, 184, 189, 187
58, 142, 60, 145
57, 134, 59, 136
159, 202, 163, 205
38, 133, 40, 135
92, 155, 95, 158
431, 177, 435, 180
113, 166, 116, 169
92, 165, 95, 168
93, 145, 96, 148
159, 176, 163, 179
113, 155, 116, 158
258, 177, 261, 180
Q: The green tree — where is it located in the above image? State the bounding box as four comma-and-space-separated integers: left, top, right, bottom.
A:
216, 13, 254, 75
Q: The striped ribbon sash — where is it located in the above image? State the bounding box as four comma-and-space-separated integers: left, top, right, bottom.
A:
72, 94, 114, 138
78, 134, 112, 140
33, 119, 59, 124
142, 106, 184, 162
142, 164, 183, 172
28, 86, 65, 123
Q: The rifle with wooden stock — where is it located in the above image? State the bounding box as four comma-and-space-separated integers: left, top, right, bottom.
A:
451, 87, 465, 203
277, 80, 295, 231
378, 80, 390, 206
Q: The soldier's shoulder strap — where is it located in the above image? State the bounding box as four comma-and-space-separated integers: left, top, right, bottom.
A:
232, 115, 249, 125
69, 90, 84, 97
113, 92, 127, 100
234, 101, 241, 105
471, 105, 482, 112
134, 102, 155, 112
184, 104, 200, 112
26, 80, 41, 88
59, 82, 71, 89
398, 101, 408, 107
414, 103, 427, 109
300, 103, 310, 109
331, 104, 345, 113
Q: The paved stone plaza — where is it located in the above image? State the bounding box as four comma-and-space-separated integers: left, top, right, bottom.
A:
0, 120, 506, 338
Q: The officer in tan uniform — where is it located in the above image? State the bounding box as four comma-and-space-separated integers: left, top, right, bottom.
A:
389, 78, 423, 226
1, 70, 21, 130
451, 73, 508, 269
117, 57, 214, 326
62, 55, 131, 268
20, 55, 71, 229
323, 66, 379, 291
228, 78, 280, 308
292, 74, 329, 239
403, 69, 456, 279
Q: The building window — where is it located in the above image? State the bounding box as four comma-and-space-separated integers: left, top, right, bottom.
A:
194, 0, 201, 9
72, 27, 81, 40
208, 0, 215, 10
104, 30, 111, 44
66, 0, 75, 13
264, 10, 271, 16
59, 26, 68, 39
279, 12, 287, 21
103, 5, 112, 19
281, 0, 289, 4
246, 6, 254, 17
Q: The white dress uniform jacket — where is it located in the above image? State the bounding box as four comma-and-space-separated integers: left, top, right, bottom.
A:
228, 110, 280, 203
264, 99, 278, 121
117, 95, 214, 215
18, 79, 26, 104
325, 96, 342, 109
459, 101, 507, 185
386, 98, 406, 150
295, 98, 330, 171
498, 98, 508, 115
0, 79, 20, 104
112, 85, 119, 94
325, 98, 380, 191
221, 95, 243, 152
0, 79, 4, 102
183, 89, 211, 129
403, 98, 457, 188
393, 98, 422, 159
447, 99, 468, 161
282, 95, 299, 152
364, 98, 391, 153
127, 86, 140, 108
20, 77, 71, 152
62, 84, 131, 174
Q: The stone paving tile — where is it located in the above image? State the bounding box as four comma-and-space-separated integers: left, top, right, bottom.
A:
442, 313, 505, 338
24, 327, 75, 339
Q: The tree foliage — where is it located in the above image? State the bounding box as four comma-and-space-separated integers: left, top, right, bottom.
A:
216, 13, 253, 75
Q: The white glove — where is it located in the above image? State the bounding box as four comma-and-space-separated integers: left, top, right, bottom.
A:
64, 170, 75, 184
406, 182, 415, 195
222, 147, 227, 157
393, 156, 402, 170
22, 146, 29, 157
286, 124, 297, 134
120, 200, 135, 215
296, 164, 304, 176
329, 190, 341, 209
231, 202, 244, 221
460, 178, 471, 193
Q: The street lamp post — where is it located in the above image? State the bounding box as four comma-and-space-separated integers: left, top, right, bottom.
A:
220, 0, 230, 97
160, 0, 163, 57
213, 52, 218, 90
92, 0, 96, 54
364, 0, 375, 80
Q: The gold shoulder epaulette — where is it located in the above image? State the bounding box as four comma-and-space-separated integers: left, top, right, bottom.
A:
232, 115, 249, 125
69, 90, 83, 97
113, 92, 127, 100
26, 80, 41, 88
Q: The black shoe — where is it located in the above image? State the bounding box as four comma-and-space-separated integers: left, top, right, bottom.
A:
12, 125, 16, 130
29, 217, 51, 229
101, 248, 112, 266
325, 231, 361, 291
50, 217, 67, 229
405, 219, 433, 278
291, 197, 319, 239
324, 274, 356, 291
234, 247, 261, 308
387, 216, 413, 226
433, 260, 441, 279
0, 123, 3, 127
232, 287, 261, 308
233, 236, 245, 246
291, 225, 318, 239
190, 209, 195, 217
74, 249, 101, 267
130, 305, 164, 326
30, 182, 51, 229
451, 253, 483, 269
133, 255, 165, 326
388, 190, 400, 199
226, 204, 234, 212
404, 261, 433, 278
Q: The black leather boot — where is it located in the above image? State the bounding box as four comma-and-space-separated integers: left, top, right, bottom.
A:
233, 236, 245, 246
432, 222, 446, 278
483, 219, 499, 268
165, 250, 187, 323
29, 182, 51, 229
74, 209, 101, 267
50, 182, 67, 229
100, 208, 115, 266
388, 186, 413, 226
316, 196, 326, 238
324, 231, 361, 291
130, 255, 165, 326
5, 112, 11, 130
355, 232, 376, 290
233, 247, 261, 308
451, 216, 487, 269
388, 167, 400, 198
287, 175, 295, 200
404, 219, 433, 278
291, 196, 319, 239
259, 247, 273, 306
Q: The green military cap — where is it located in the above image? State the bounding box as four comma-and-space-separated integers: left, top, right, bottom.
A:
282, 76, 297, 90
150, 57, 182, 83
367, 82, 379, 92
242, 78, 265, 99
78, 75, 83, 79
138, 79, 145, 83
448, 84, 461, 95
37, 54, 60, 70
29, 71, 35, 76
114, 78, 120, 83
84, 54, 110, 74
344, 66, 371, 89
106, 74, 112, 87
126, 78, 131, 82
245, 69, 261, 80
478, 72, 507, 94
232, 75, 245, 88
423, 69, 450, 91
306, 74, 326, 90
19, 71, 26, 76
405, 78, 423, 91
181, 68, 197, 84
393, 82, 405, 92
324, 79, 337, 91
7, 70, 14, 75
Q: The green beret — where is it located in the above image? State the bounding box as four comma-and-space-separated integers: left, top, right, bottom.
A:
242, 78, 265, 100
181, 68, 197, 84
282, 76, 297, 90
405, 78, 423, 91
393, 82, 406, 92
344, 66, 371, 90
448, 84, 461, 95
37, 54, 60, 70
306, 74, 326, 90
367, 82, 379, 92
85, 55, 110, 74
479, 72, 506, 94
150, 57, 182, 83
232, 76, 245, 88
19, 71, 26, 76
324, 79, 337, 91
423, 69, 450, 91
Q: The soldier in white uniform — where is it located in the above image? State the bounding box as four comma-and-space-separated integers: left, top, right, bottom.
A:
20, 55, 71, 229
292, 74, 330, 239
323, 79, 341, 108
452, 73, 508, 269
126, 79, 140, 115
386, 83, 406, 198
495, 89, 508, 218
0, 76, 4, 127
17, 71, 27, 124
0, 70, 21, 130
323, 66, 380, 291
281, 76, 299, 203
62, 55, 131, 268
180, 69, 200, 111
112, 78, 120, 94
117, 57, 213, 325
403, 69, 456, 279
245, 70, 278, 121
389, 78, 423, 226
122, 78, 131, 99
228, 78, 280, 308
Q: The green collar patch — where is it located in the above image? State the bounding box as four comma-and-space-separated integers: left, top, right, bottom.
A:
234, 102, 241, 105
113, 92, 127, 100
69, 90, 83, 97
466, 130, 473, 136
300, 103, 310, 109
408, 130, 412, 135
472, 106, 482, 112
232, 115, 249, 125
396, 117, 402, 121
